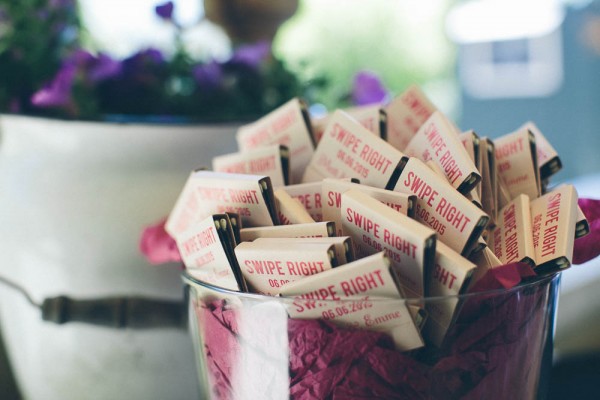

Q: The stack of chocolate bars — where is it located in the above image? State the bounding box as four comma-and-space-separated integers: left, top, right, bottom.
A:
166, 86, 586, 350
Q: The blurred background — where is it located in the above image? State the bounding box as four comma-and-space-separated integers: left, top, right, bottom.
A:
4, 0, 598, 178
1, 0, 600, 398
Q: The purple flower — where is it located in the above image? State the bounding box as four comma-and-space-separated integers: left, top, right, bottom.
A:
88, 53, 122, 82
30, 48, 123, 111
351, 70, 388, 106
31, 63, 77, 107
193, 61, 223, 89
155, 1, 174, 20
230, 41, 271, 69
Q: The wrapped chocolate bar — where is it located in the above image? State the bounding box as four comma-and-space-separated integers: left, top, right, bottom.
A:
459, 130, 483, 200
273, 189, 315, 225
422, 242, 476, 346
302, 110, 408, 189
255, 236, 355, 265
494, 127, 541, 200
393, 157, 489, 255
212, 145, 290, 187
322, 178, 415, 236
165, 170, 278, 238
531, 184, 578, 273
404, 111, 481, 194
479, 137, 498, 221
576, 205, 590, 238
340, 188, 436, 298
280, 182, 323, 222
239, 221, 336, 241
175, 214, 243, 291
520, 122, 562, 180
312, 104, 386, 143
236, 98, 314, 184
488, 194, 536, 267
384, 84, 437, 150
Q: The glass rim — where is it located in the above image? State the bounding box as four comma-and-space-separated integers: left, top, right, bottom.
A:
182, 270, 561, 303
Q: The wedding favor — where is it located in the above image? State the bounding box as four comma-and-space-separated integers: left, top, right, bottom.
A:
393, 157, 489, 255
488, 194, 536, 267
576, 205, 590, 238
384, 84, 437, 150
521, 122, 562, 180
274, 189, 315, 225
175, 214, 243, 291
531, 184, 578, 272
239, 221, 336, 241
341, 189, 436, 298
303, 110, 408, 189
495, 127, 541, 200
281, 181, 324, 222
459, 130, 482, 199
422, 242, 476, 346
312, 104, 386, 143
166, 171, 278, 238
322, 178, 415, 236
405, 111, 481, 194
236, 98, 314, 183
479, 137, 498, 221
279, 252, 424, 351
212, 145, 290, 187
254, 235, 355, 265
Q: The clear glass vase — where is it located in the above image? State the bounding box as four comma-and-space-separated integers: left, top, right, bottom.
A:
185, 271, 560, 400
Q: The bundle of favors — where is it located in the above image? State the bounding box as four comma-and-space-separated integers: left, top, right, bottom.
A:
142, 86, 599, 399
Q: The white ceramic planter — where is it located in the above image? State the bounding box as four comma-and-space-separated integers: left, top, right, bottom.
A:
0, 114, 239, 400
